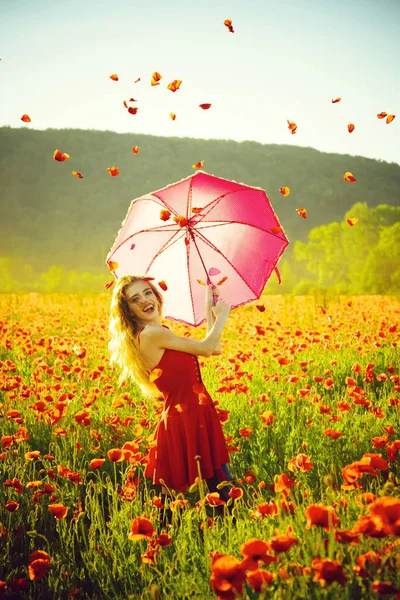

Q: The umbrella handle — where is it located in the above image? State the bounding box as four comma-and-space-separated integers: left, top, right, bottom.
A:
206, 277, 219, 306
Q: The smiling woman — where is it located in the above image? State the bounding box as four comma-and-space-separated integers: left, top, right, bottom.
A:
108, 274, 234, 509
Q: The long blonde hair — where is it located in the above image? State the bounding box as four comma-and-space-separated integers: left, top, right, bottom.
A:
108, 275, 164, 395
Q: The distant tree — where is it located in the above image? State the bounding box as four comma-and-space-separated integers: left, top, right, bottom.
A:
0, 258, 17, 292
291, 204, 400, 295
360, 222, 400, 293
38, 266, 65, 293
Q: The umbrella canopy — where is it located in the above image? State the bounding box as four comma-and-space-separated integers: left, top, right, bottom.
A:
106, 171, 289, 326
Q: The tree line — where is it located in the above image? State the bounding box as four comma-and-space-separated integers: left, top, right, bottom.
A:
1, 203, 398, 295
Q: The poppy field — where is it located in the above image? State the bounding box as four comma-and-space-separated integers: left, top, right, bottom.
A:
1, 292, 399, 599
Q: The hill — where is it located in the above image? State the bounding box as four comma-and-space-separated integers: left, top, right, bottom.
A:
1, 126, 399, 273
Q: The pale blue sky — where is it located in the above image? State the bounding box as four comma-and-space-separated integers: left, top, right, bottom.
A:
1, 0, 399, 164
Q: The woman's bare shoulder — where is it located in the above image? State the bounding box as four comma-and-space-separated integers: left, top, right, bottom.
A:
140, 324, 211, 357
139, 325, 170, 345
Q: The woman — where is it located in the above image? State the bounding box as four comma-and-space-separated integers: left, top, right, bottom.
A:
108, 275, 233, 502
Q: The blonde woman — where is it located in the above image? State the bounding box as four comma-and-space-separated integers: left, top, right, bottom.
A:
108, 275, 233, 504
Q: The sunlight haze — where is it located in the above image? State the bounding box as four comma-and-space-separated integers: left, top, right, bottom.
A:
1, 0, 399, 164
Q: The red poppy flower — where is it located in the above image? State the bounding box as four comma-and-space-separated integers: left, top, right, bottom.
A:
371, 581, 398, 595
312, 558, 348, 587
48, 503, 68, 520
128, 517, 155, 541
246, 569, 274, 592
254, 501, 278, 518
28, 551, 51, 581
269, 527, 298, 553
368, 496, 400, 536
305, 504, 340, 531
334, 529, 360, 544
5, 500, 19, 512
210, 555, 246, 599
240, 538, 277, 571
274, 473, 296, 495
228, 487, 243, 500
107, 448, 124, 462
156, 533, 172, 546
288, 453, 313, 472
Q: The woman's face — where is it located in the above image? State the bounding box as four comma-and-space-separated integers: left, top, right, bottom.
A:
124, 280, 161, 324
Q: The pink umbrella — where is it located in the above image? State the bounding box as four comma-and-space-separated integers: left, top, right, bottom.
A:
106, 171, 289, 326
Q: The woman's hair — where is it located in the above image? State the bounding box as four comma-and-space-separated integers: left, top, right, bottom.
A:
108, 275, 164, 395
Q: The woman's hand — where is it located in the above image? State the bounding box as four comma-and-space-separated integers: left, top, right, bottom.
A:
212, 299, 230, 320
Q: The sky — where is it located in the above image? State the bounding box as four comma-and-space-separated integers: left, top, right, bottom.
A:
1, 0, 399, 165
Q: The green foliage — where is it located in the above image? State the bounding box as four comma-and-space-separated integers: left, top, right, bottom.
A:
282, 203, 400, 295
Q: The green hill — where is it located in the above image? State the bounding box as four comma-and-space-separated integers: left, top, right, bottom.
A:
1, 126, 399, 274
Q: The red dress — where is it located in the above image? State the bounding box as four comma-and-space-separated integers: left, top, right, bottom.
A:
143, 333, 230, 492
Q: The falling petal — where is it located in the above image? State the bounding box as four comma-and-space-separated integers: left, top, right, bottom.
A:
279, 187, 290, 196
270, 226, 282, 234
331, 97, 341, 103
130, 243, 135, 250
123, 100, 128, 108
134, 77, 141, 83
287, 120, 297, 134
105, 280, 115, 289
160, 209, 171, 221
72, 171, 83, 178
108, 261, 118, 271
149, 368, 163, 382
167, 79, 182, 92
151, 72, 162, 86
107, 166, 120, 176
129, 98, 137, 102
199, 103, 211, 110
223, 19, 234, 33
158, 281, 168, 291
173, 215, 188, 227
208, 268, 221, 277
53, 149, 70, 162
128, 107, 138, 115
346, 218, 359, 226
377, 112, 387, 119
296, 208, 307, 219
21, 114, 31, 122
386, 114, 396, 124
217, 276, 228, 286
347, 123, 355, 133
169, 112, 176, 120
132, 146, 139, 154
197, 279, 207, 286
256, 305, 265, 312
344, 172, 356, 183
109, 74, 118, 81
192, 160, 204, 169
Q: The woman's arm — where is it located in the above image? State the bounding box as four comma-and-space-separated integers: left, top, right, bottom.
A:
206, 284, 222, 355
140, 300, 230, 358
